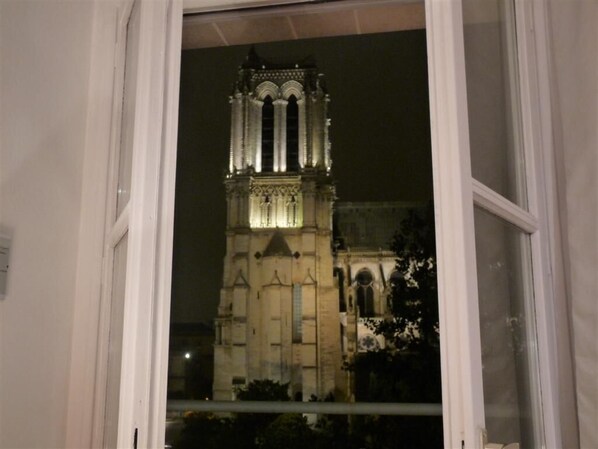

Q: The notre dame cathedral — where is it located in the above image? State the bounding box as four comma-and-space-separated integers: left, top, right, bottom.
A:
212, 49, 419, 402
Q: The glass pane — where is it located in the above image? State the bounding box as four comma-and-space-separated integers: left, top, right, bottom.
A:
103, 232, 129, 448
116, 5, 140, 218
167, 412, 442, 449
463, 0, 527, 209
474, 207, 543, 448
169, 16, 439, 449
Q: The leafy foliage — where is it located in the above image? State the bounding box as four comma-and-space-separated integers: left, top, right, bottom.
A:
235, 379, 291, 402
260, 414, 315, 449
348, 203, 443, 447
174, 412, 236, 449
233, 380, 291, 449
376, 202, 438, 352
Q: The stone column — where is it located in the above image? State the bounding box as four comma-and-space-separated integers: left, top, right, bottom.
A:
230, 93, 243, 172
324, 95, 331, 170
310, 93, 323, 167
298, 98, 306, 168
253, 99, 263, 171
241, 95, 250, 171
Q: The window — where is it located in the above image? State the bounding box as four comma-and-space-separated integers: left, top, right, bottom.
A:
70, 1, 183, 448
286, 94, 299, 171
97, 4, 139, 447
355, 269, 374, 318
170, 7, 441, 447
261, 96, 274, 172
73, 1, 564, 448
292, 283, 302, 343
424, 0, 562, 446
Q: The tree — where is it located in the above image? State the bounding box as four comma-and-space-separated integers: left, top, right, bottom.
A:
235, 379, 291, 401
261, 414, 315, 449
174, 380, 293, 449
233, 379, 291, 449
376, 202, 438, 354
174, 412, 236, 449
350, 203, 443, 448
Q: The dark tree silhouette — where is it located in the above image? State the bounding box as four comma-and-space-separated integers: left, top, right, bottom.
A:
377, 202, 439, 353
350, 203, 443, 448
174, 380, 290, 449
232, 380, 293, 449
235, 379, 291, 401
260, 414, 315, 449
174, 412, 235, 449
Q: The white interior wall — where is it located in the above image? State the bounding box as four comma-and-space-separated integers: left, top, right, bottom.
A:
0, 1, 94, 447
549, 1, 598, 448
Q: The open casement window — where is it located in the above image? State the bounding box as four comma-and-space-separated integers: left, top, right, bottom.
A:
81, 0, 563, 448
427, 0, 561, 448
86, 0, 181, 448
158, 1, 560, 448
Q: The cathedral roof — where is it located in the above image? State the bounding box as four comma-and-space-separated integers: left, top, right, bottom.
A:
263, 231, 293, 257
333, 201, 426, 251
233, 270, 249, 287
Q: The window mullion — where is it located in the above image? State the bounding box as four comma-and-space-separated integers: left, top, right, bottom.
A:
472, 178, 538, 233
108, 203, 131, 248
167, 399, 442, 416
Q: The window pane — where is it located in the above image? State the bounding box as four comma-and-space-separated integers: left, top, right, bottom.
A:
103, 232, 129, 448
474, 207, 543, 448
116, 5, 140, 218
463, 0, 527, 209
170, 23, 438, 448
167, 411, 442, 449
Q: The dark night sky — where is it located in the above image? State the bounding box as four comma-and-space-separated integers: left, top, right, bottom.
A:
170, 29, 432, 324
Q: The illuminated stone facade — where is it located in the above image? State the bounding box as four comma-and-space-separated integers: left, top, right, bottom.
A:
213, 52, 419, 402
213, 51, 340, 401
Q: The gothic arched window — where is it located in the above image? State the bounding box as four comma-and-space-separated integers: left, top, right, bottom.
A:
356, 269, 374, 317
261, 95, 274, 172
286, 95, 299, 171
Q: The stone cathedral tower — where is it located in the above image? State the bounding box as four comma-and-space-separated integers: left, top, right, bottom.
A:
212, 50, 342, 401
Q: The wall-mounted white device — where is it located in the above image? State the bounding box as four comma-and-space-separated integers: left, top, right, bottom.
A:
0, 235, 10, 299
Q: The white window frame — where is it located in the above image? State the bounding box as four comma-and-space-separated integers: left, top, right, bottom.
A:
91, 2, 134, 447
427, 0, 562, 447
66, 1, 181, 448
65, 0, 567, 448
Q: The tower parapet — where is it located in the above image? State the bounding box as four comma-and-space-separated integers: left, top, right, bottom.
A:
228, 48, 331, 174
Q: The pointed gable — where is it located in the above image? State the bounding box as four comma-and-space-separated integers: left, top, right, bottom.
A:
263, 231, 292, 257
233, 270, 249, 287
303, 269, 317, 285
269, 270, 283, 286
